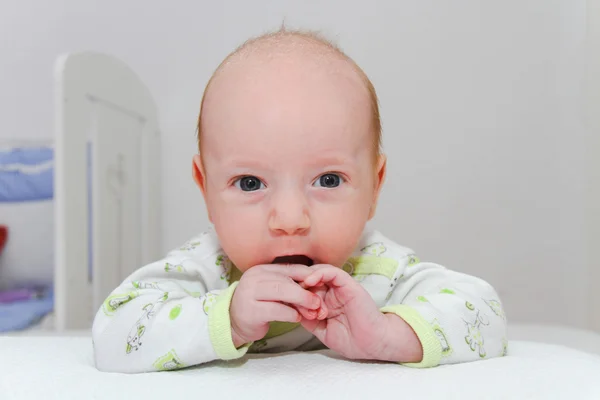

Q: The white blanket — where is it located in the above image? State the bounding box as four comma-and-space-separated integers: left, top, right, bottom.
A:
2, 336, 600, 399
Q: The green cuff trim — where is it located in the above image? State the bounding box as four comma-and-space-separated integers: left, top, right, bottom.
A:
208, 282, 252, 360
344, 256, 399, 279
380, 304, 442, 368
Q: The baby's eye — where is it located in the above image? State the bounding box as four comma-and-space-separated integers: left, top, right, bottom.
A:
234, 176, 265, 191
314, 173, 342, 188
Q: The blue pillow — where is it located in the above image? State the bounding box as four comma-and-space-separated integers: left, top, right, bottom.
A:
0, 287, 54, 332
0, 147, 54, 202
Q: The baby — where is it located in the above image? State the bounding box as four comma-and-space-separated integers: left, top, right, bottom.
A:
92, 29, 507, 373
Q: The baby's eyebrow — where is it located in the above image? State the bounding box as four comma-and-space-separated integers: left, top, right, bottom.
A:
214, 153, 358, 179
310, 155, 353, 166
219, 157, 270, 170
302, 153, 358, 170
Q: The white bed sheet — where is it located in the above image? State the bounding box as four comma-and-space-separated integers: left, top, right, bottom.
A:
2, 335, 600, 400
508, 323, 600, 355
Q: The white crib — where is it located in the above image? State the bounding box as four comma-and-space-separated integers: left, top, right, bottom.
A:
53, 52, 161, 332
0, 52, 161, 335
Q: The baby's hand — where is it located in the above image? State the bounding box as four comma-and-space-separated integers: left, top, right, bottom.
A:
230, 264, 322, 348
299, 265, 391, 361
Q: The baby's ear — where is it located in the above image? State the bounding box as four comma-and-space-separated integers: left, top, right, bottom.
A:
192, 155, 213, 223
369, 154, 387, 220
375, 154, 387, 189
192, 155, 207, 196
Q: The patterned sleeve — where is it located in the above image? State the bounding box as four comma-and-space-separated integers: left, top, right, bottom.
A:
92, 236, 249, 373
380, 253, 508, 368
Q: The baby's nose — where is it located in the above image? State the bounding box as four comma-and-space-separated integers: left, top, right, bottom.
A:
268, 194, 310, 235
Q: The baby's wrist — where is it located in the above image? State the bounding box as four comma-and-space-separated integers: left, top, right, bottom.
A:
230, 321, 248, 348
376, 312, 423, 363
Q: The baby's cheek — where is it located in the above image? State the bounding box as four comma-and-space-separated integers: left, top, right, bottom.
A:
215, 227, 260, 271
321, 225, 364, 266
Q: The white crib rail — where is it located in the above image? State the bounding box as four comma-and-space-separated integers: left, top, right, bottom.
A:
54, 52, 161, 330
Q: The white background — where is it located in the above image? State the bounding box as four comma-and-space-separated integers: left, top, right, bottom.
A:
0, 0, 596, 329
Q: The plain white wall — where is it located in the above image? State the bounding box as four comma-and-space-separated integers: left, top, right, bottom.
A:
0, 0, 592, 328
585, 0, 600, 332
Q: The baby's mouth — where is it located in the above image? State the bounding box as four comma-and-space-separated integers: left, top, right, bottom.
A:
272, 255, 314, 266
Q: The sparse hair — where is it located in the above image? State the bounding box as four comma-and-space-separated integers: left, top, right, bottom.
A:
196, 27, 382, 162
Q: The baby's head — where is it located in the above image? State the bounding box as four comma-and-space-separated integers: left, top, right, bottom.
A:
193, 28, 386, 272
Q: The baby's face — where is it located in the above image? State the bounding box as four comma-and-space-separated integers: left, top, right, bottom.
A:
194, 50, 385, 272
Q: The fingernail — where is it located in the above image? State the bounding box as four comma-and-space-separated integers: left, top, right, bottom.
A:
312, 296, 320, 309
318, 308, 327, 320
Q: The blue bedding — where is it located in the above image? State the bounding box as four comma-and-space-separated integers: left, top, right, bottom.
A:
0, 143, 95, 331
0, 146, 56, 331
0, 146, 54, 202
0, 287, 54, 332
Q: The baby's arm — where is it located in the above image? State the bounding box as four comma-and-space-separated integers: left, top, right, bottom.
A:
382, 258, 508, 367
92, 252, 244, 373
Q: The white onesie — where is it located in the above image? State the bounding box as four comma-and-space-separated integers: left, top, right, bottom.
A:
92, 229, 507, 373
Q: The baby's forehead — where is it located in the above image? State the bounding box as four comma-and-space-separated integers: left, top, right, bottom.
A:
197, 32, 379, 162
205, 68, 369, 139
220, 34, 350, 75
208, 34, 368, 100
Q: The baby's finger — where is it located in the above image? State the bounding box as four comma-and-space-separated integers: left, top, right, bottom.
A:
304, 266, 353, 288
259, 264, 315, 282
295, 264, 334, 287
260, 302, 302, 324
256, 280, 321, 310
294, 305, 318, 320
300, 281, 325, 289
316, 306, 328, 320
310, 285, 328, 318
300, 317, 327, 343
